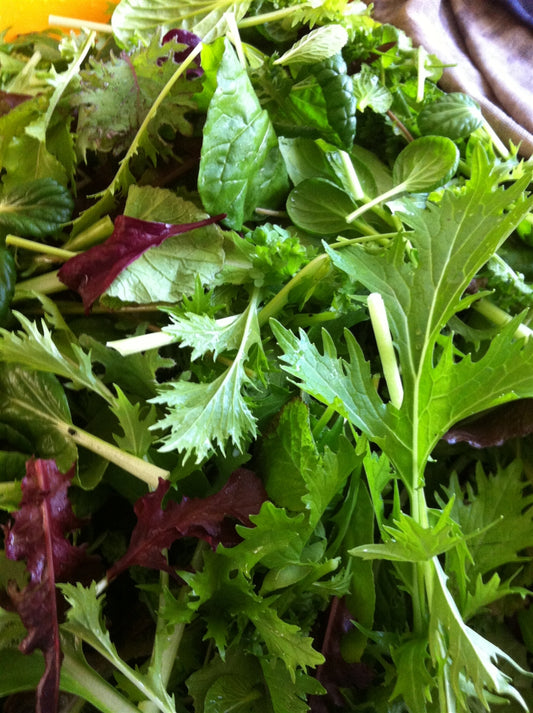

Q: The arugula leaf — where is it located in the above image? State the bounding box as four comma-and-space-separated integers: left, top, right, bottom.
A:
198, 39, 288, 229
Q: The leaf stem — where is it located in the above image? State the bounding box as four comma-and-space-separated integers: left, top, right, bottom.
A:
366, 293, 403, 408
238, 4, 309, 28
13, 271, 67, 301
345, 183, 405, 224
107, 331, 177, 356
55, 421, 169, 488
48, 15, 113, 33
473, 298, 533, 340
6, 235, 78, 261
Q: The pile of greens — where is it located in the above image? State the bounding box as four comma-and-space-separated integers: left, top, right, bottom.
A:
1, 1, 533, 711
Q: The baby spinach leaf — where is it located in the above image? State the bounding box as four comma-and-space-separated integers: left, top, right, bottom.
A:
418, 92, 484, 140
287, 178, 357, 235
198, 40, 288, 229
0, 178, 73, 238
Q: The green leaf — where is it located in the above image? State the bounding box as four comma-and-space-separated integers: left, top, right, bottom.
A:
111, 0, 252, 45
198, 40, 288, 230
352, 65, 393, 113
390, 638, 434, 713
274, 25, 348, 66
104, 187, 226, 304
0, 248, 15, 325
429, 560, 530, 711
0, 365, 77, 471
392, 135, 459, 192
287, 178, 357, 235
443, 461, 533, 578
0, 178, 73, 238
151, 292, 262, 462
110, 386, 157, 458
203, 675, 267, 713
418, 92, 483, 140
0, 311, 114, 404
60, 582, 176, 713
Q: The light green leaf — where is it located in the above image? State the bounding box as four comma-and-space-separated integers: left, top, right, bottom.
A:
286, 178, 358, 235
112, 0, 251, 46
352, 65, 393, 113
151, 292, 262, 462
60, 582, 176, 713
392, 135, 459, 192
203, 675, 267, 713
0, 178, 73, 238
104, 187, 226, 304
0, 311, 114, 404
198, 40, 288, 230
429, 560, 530, 711
274, 25, 348, 66
110, 386, 157, 458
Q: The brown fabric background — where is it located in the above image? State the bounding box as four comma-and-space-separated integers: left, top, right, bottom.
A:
365, 0, 533, 157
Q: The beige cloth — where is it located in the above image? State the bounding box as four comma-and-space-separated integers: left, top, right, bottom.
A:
366, 0, 533, 157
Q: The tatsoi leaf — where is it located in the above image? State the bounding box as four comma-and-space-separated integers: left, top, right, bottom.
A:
274, 25, 348, 66
286, 178, 357, 235
198, 40, 288, 229
58, 213, 225, 311
0, 365, 77, 472
392, 135, 459, 192
4, 459, 97, 713
106, 468, 267, 582
0, 178, 73, 238
418, 92, 483, 140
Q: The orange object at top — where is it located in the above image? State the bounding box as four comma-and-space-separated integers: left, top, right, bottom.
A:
1, 0, 117, 40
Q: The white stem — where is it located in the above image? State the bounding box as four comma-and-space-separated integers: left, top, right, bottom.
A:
107, 331, 177, 356
48, 15, 113, 33
473, 298, 532, 340
367, 292, 404, 408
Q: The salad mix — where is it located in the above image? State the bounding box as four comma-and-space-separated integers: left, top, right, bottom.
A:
1, 1, 533, 711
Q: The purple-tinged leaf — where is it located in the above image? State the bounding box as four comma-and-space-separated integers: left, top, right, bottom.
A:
57, 213, 225, 312
443, 399, 533, 448
310, 597, 374, 712
159, 30, 203, 78
107, 468, 268, 582
3, 459, 99, 713
0, 89, 32, 117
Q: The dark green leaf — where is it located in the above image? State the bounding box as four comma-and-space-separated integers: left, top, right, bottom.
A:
286, 178, 357, 234
418, 93, 483, 140
0, 178, 73, 238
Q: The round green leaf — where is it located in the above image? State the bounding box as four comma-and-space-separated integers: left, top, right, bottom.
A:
392, 136, 459, 193
418, 93, 483, 140
286, 178, 357, 235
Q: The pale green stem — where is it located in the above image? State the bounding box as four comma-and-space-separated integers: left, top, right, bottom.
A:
481, 117, 510, 158
238, 4, 309, 27
13, 270, 67, 300
55, 421, 169, 488
224, 11, 247, 68
107, 331, 177, 356
48, 15, 113, 33
346, 183, 405, 224
312, 404, 336, 439
340, 150, 365, 201
64, 215, 114, 251
416, 46, 427, 103
6, 235, 77, 261
473, 298, 533, 340
367, 293, 403, 409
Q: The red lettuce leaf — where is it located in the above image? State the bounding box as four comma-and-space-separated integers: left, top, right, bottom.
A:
0, 89, 33, 117
57, 213, 225, 312
443, 398, 533, 448
3, 459, 99, 713
107, 468, 268, 582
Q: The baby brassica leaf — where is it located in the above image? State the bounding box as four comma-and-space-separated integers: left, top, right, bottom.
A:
274, 25, 348, 66
418, 92, 484, 140
346, 136, 459, 223
0, 178, 73, 238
